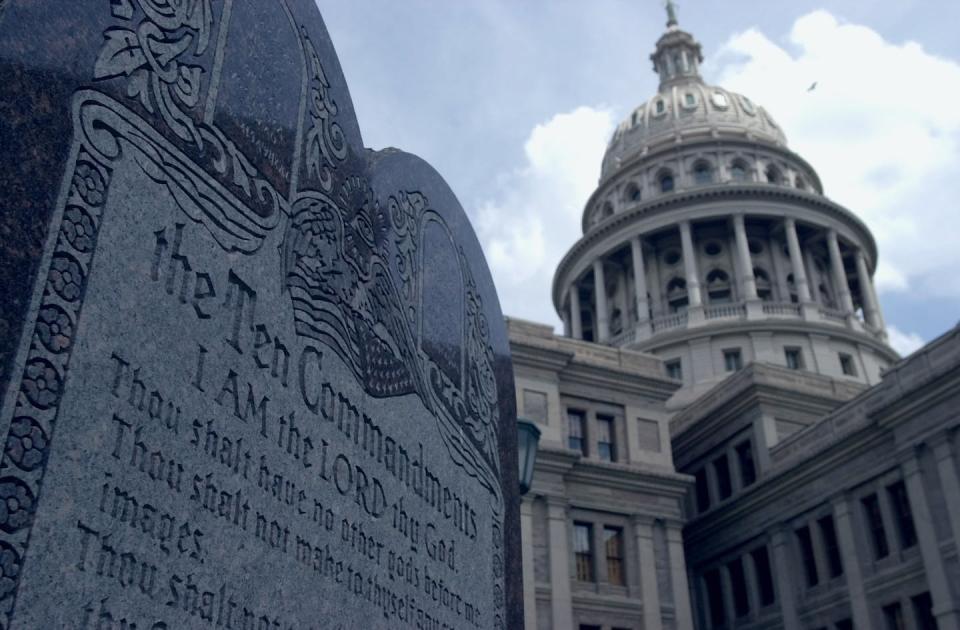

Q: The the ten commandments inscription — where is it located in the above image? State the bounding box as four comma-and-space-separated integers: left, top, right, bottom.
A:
0, 1, 522, 627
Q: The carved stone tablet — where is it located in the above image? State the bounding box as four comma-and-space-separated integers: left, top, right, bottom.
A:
0, 2, 521, 628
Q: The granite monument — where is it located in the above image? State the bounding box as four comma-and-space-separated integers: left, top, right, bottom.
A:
0, 1, 521, 627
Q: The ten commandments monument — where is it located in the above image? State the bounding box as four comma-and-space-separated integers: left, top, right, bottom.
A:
0, 1, 522, 628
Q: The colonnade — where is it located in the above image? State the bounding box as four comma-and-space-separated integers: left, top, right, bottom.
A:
563, 215, 885, 343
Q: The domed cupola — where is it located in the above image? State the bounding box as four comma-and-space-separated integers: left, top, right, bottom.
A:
552, 1, 897, 407
651, 1, 704, 90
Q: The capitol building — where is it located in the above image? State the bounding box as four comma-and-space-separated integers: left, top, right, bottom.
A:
511, 4, 960, 630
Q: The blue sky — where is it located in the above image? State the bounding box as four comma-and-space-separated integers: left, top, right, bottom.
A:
317, 1, 960, 355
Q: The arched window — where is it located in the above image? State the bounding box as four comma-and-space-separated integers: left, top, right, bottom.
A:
659, 171, 675, 193
602, 201, 614, 218
765, 165, 782, 185
693, 161, 714, 185
795, 176, 807, 190
624, 183, 641, 203
666, 277, 688, 313
656, 99, 666, 115
730, 161, 749, 182
753, 267, 773, 301
706, 269, 732, 303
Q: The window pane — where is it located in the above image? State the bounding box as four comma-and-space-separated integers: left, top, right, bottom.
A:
796, 525, 819, 587
604, 527, 625, 586
714, 455, 732, 500
568, 409, 586, 456
911, 592, 937, 630
887, 481, 918, 549
695, 468, 711, 513
728, 557, 750, 617
751, 546, 776, 606
736, 440, 757, 487
883, 602, 906, 630
818, 515, 844, 578
574, 523, 594, 582
862, 494, 890, 559
596, 415, 616, 462
705, 569, 726, 627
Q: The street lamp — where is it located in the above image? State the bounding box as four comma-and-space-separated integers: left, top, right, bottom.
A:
517, 418, 541, 495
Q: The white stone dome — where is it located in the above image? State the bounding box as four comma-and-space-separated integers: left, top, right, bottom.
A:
602, 83, 787, 178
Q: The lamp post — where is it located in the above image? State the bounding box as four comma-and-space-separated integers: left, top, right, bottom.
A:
517, 418, 541, 495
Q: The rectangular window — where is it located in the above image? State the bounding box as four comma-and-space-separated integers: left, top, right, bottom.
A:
728, 557, 751, 618
522, 389, 549, 424
596, 414, 616, 462
573, 522, 595, 582
579, 626, 601, 630
796, 525, 820, 587
568, 409, 586, 456
835, 619, 854, 630
911, 592, 937, 630
818, 515, 844, 578
736, 440, 757, 487
839, 353, 857, 376
862, 493, 890, 559
714, 454, 732, 500
883, 602, 906, 630
637, 418, 661, 453
695, 468, 711, 513
604, 526, 625, 586
666, 359, 683, 381
785, 347, 804, 370
887, 480, 918, 549
751, 546, 776, 607
704, 569, 726, 628
724, 348, 743, 372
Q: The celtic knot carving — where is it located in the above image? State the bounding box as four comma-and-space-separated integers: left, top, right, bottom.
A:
4, 418, 48, 473
94, 0, 212, 146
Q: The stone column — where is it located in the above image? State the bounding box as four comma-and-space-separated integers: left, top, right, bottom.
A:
631, 237, 651, 322
827, 229, 855, 314
569, 283, 582, 340
665, 523, 695, 630
593, 259, 610, 342
648, 245, 664, 317
832, 494, 871, 629
784, 218, 811, 303
634, 517, 662, 630
546, 498, 574, 630
679, 220, 703, 307
933, 437, 960, 561
631, 237, 652, 341
855, 250, 884, 330
733, 214, 758, 300
520, 499, 538, 630
902, 452, 960, 629
770, 529, 801, 630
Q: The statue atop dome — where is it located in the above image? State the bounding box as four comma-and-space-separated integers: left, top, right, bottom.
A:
665, 0, 679, 27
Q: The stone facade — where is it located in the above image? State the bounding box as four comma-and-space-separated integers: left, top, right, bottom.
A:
514, 6, 960, 630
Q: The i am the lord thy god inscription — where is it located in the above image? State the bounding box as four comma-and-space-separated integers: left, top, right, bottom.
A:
0, 1, 522, 628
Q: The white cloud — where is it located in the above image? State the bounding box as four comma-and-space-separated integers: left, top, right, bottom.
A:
886, 325, 925, 356
474, 106, 614, 326
710, 10, 960, 298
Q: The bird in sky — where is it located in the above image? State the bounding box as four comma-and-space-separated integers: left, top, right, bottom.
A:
807, 81, 818, 92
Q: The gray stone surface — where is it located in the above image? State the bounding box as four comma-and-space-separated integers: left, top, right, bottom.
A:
0, 1, 520, 628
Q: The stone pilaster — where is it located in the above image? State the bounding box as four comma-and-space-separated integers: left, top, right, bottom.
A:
593, 259, 610, 342
546, 498, 574, 630
633, 517, 662, 630
570, 284, 582, 340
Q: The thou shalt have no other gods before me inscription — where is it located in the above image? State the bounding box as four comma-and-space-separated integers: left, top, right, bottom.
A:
0, 1, 520, 629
